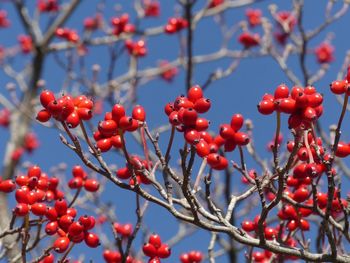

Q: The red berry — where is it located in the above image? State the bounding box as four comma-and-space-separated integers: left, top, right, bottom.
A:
72, 165, 86, 178
195, 117, 209, 131
66, 111, 80, 128
293, 187, 309, 203
234, 132, 250, 145
196, 139, 210, 157
241, 220, 255, 232
111, 104, 126, 122
59, 215, 74, 231
76, 107, 92, 120
41, 253, 55, 263
132, 105, 146, 122
182, 108, 198, 126
53, 237, 70, 253
219, 124, 235, 139
84, 232, 100, 247
40, 90, 55, 108
274, 84, 289, 99
188, 251, 203, 262
298, 218, 310, 231
277, 98, 296, 114
96, 138, 112, 152
194, 98, 211, 113
335, 141, 350, 157
230, 114, 244, 131
31, 202, 47, 216
84, 179, 100, 192
188, 85, 203, 103
148, 233, 162, 249
330, 80, 347, 94
68, 177, 83, 189
103, 250, 122, 263
157, 244, 171, 258
45, 221, 58, 235
143, 243, 158, 257
257, 100, 275, 115
68, 221, 84, 237
13, 203, 29, 216
99, 120, 118, 137
118, 116, 134, 130
0, 180, 16, 193
36, 109, 52, 122
28, 165, 41, 178
79, 215, 95, 230
287, 220, 298, 232
264, 227, 276, 240
184, 129, 200, 145
54, 198, 68, 216
116, 167, 131, 179
304, 85, 316, 95
169, 111, 180, 126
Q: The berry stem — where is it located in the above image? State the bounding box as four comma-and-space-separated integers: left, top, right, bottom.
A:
21, 214, 30, 263
273, 111, 281, 170
58, 242, 75, 263
140, 125, 151, 170
68, 187, 82, 208
193, 157, 207, 192
165, 126, 175, 164
9, 213, 16, 229
185, 0, 194, 91
304, 130, 314, 164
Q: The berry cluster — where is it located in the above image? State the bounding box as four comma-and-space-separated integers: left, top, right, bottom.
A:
218, 114, 250, 151
111, 14, 135, 36
68, 165, 100, 192
330, 69, 350, 95
143, 0, 160, 17
159, 60, 178, 82
55, 27, 80, 43
93, 104, 145, 152
180, 250, 203, 263
0, 10, 10, 28
0, 178, 16, 193
315, 42, 334, 64
208, 0, 224, 8
245, 8, 262, 27
18, 35, 32, 54
37, 0, 59, 13
116, 155, 151, 185
257, 84, 323, 129
113, 222, 133, 238
13, 166, 63, 211
46, 208, 100, 251
36, 90, 93, 128
103, 250, 141, 263
164, 17, 188, 34
165, 85, 210, 131
84, 14, 102, 31
11, 132, 40, 162
241, 217, 296, 261
142, 234, 171, 263
0, 107, 10, 127
238, 32, 260, 48
164, 85, 250, 170
0, 165, 100, 257
250, 250, 274, 262
125, 39, 147, 57
274, 11, 296, 45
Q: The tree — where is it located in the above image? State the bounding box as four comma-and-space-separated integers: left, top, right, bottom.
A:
0, 0, 350, 262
